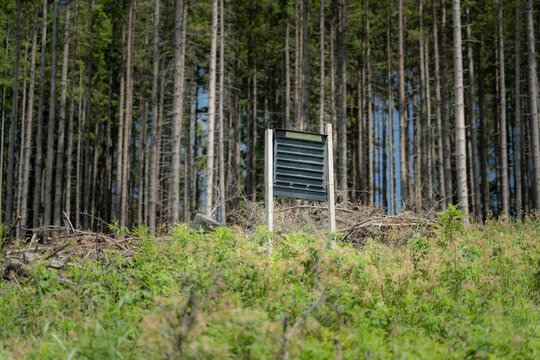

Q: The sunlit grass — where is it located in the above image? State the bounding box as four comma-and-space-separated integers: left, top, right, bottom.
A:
1, 215, 539, 359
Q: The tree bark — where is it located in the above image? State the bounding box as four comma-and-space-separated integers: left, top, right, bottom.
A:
5, 0, 23, 226
497, 0, 509, 216
218, 0, 226, 222
149, 0, 160, 232
20, 2, 39, 232
515, 0, 523, 218
205, 0, 218, 216
115, 18, 126, 222
53, 0, 71, 226
453, 0, 469, 219
526, 0, 540, 210
337, 0, 347, 202
433, 1, 445, 208
441, 0, 453, 207
301, 0, 309, 130
284, 19, 291, 128
398, 0, 407, 208
43, 0, 60, 229
318, 0, 325, 133
386, 6, 395, 214
121, 0, 135, 226
466, 8, 481, 218
366, 0, 373, 205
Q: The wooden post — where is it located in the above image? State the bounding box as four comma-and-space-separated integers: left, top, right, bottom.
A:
265, 128, 274, 232
326, 123, 336, 233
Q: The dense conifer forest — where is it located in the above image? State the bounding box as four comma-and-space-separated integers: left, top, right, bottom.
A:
1, 0, 540, 233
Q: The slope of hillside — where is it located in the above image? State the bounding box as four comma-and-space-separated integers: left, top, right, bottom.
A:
1, 214, 539, 359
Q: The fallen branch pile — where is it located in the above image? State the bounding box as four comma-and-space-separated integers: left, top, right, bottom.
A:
1, 225, 140, 286
231, 199, 437, 247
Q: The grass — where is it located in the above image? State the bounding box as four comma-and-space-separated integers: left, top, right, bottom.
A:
1, 214, 539, 359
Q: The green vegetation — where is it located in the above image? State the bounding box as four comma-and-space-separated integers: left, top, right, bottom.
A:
1, 216, 540, 359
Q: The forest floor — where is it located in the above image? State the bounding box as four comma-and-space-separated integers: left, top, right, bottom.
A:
1, 206, 539, 359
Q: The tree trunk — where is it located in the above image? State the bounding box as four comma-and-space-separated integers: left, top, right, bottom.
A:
284, 19, 291, 129
43, 0, 60, 229
0, 22, 9, 224
526, 0, 540, 210
318, 0, 325, 133
205, 0, 218, 216
294, 0, 301, 130
418, 1, 426, 211
466, 8, 481, 218
515, 0, 523, 218
20, 2, 39, 232
366, 0, 373, 205
82, 0, 95, 229
218, 0, 226, 222
478, 38, 490, 218
497, 0, 509, 216
53, 0, 71, 226
250, 63, 258, 202
453, 0, 469, 219
386, 6, 395, 214
148, 0, 160, 232
121, 0, 135, 226
5, 0, 23, 226
441, 0, 453, 207
301, 0, 309, 130
337, 0, 347, 202
115, 18, 126, 222
398, 0, 407, 208
433, 1, 445, 208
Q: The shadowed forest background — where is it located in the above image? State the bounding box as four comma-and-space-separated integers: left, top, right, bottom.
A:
1, 0, 540, 236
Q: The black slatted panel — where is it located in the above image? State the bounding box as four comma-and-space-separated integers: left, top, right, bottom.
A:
273, 129, 327, 202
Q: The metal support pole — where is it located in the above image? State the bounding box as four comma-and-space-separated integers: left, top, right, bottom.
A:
325, 123, 336, 233
265, 129, 274, 232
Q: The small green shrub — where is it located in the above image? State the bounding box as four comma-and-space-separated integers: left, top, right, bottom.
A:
436, 204, 466, 243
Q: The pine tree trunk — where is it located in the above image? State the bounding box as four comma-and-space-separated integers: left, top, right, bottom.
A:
425, 27, 434, 205
366, 0, 373, 205
0, 23, 8, 224
294, 0, 300, 129
205, 0, 218, 216
184, 81, 195, 222
515, 0, 523, 218
16, 45, 28, 236
453, 0, 469, 219
5, 0, 23, 226
478, 38, 490, 218
218, 0, 226, 222
357, 64, 364, 202
301, 0, 309, 130
148, 0, 160, 232
441, 0, 453, 207
386, 7, 395, 214
466, 8, 481, 218
20, 2, 39, 232
65, 0, 79, 221
526, 0, 540, 210
398, 0, 407, 208
418, 1, 426, 211
53, 0, 71, 226
121, 0, 135, 226
318, 0, 325, 133
43, 0, 60, 229
497, 0, 509, 216
337, 0, 347, 202
250, 63, 258, 202
115, 19, 126, 222
433, 1, 445, 208
284, 19, 291, 128
82, 0, 95, 229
